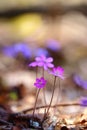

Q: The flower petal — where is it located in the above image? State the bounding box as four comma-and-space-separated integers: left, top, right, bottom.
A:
80, 97, 87, 106
29, 62, 37, 67
57, 66, 64, 73
43, 64, 47, 70
58, 75, 65, 80
34, 83, 38, 86
37, 62, 44, 67
47, 63, 54, 68
40, 77, 44, 80
46, 57, 53, 62
52, 67, 57, 73
40, 55, 46, 61
36, 78, 41, 82
82, 81, 87, 89
35, 57, 42, 61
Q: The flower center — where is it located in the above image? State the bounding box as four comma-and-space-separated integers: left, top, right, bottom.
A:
39, 81, 43, 85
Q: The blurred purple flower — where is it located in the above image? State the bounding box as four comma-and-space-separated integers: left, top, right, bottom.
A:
34, 77, 47, 89
13, 43, 32, 58
50, 66, 64, 79
29, 61, 38, 67
46, 39, 61, 52
2, 43, 32, 58
73, 75, 83, 86
73, 75, 87, 89
2, 46, 16, 57
82, 81, 87, 89
35, 47, 50, 57
29, 55, 54, 70
80, 97, 87, 106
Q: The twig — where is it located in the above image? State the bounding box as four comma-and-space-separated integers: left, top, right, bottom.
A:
22, 102, 80, 114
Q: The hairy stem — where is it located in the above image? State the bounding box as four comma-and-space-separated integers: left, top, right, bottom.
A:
42, 67, 47, 115
45, 76, 56, 117
42, 67, 44, 77
36, 66, 38, 78
57, 78, 61, 103
32, 88, 40, 118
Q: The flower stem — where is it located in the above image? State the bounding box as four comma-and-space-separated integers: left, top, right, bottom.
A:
57, 78, 61, 103
43, 88, 47, 106
42, 67, 47, 108
43, 68, 47, 118
36, 66, 38, 78
54, 78, 61, 114
45, 76, 56, 117
32, 88, 40, 118
42, 67, 44, 77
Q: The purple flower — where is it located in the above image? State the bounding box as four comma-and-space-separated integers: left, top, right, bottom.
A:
29, 62, 38, 67
2, 43, 32, 58
82, 81, 87, 89
80, 97, 87, 106
73, 74, 87, 89
46, 39, 61, 52
2, 46, 16, 57
29, 55, 54, 70
50, 66, 64, 79
13, 43, 32, 58
73, 75, 83, 87
35, 48, 50, 57
34, 77, 47, 89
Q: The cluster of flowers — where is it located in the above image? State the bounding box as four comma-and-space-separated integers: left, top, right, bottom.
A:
28, 55, 87, 118
28, 55, 64, 117
29, 55, 64, 88
2, 39, 60, 59
2, 43, 49, 58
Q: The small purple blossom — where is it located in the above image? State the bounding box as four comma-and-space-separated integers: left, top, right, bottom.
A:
34, 77, 47, 89
2, 46, 16, 57
82, 81, 87, 89
29, 55, 54, 70
46, 39, 61, 52
73, 75, 83, 87
29, 62, 38, 67
73, 74, 87, 89
13, 43, 32, 58
80, 97, 87, 106
2, 43, 32, 58
35, 48, 50, 57
50, 66, 64, 79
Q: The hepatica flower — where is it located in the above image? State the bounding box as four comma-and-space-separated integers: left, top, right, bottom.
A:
73, 74, 83, 87
29, 55, 54, 70
13, 43, 32, 58
50, 66, 64, 79
73, 74, 87, 90
45, 66, 64, 117
80, 97, 87, 106
46, 39, 61, 52
33, 77, 47, 118
35, 47, 50, 57
34, 77, 47, 89
2, 46, 16, 57
2, 43, 32, 58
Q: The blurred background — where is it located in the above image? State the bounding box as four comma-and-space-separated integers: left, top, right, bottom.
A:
0, 0, 87, 115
